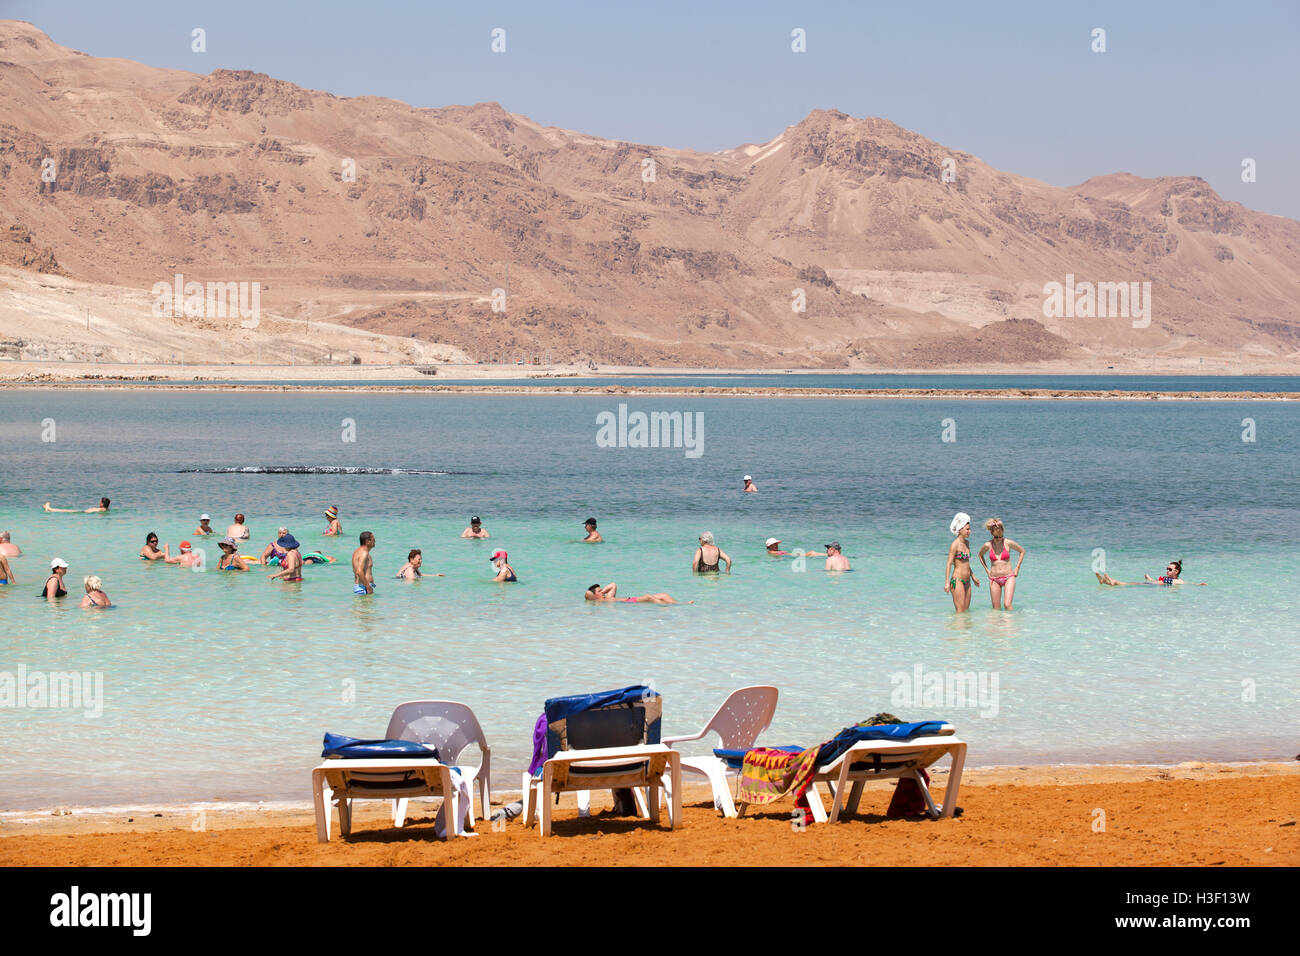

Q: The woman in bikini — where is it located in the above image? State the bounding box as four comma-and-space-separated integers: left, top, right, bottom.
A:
490, 550, 518, 582
944, 512, 980, 612
267, 535, 304, 582
80, 575, 111, 609
691, 532, 732, 573
217, 537, 249, 571
978, 517, 1025, 610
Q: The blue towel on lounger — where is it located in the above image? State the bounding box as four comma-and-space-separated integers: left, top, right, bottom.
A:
322, 732, 441, 760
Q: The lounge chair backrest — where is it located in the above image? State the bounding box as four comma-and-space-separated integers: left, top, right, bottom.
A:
565, 706, 646, 750
704, 685, 779, 749
386, 700, 487, 765
543, 685, 662, 759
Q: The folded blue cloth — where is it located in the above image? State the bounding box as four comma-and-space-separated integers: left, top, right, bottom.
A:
321, 732, 441, 759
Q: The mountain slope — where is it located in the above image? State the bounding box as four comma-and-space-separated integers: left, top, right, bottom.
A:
2, 20, 1298, 369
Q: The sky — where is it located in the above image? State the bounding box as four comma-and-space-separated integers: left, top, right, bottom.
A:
5, 0, 1299, 219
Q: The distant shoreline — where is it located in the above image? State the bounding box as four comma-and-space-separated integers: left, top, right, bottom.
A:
1, 382, 1296, 400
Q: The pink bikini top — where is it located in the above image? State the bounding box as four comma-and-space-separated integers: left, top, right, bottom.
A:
989, 542, 1010, 562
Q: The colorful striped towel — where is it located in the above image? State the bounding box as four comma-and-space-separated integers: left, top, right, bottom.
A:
735, 745, 821, 813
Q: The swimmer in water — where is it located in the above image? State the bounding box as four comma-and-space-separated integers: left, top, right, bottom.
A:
394, 549, 422, 580
352, 531, 376, 594
1096, 558, 1206, 587
164, 541, 203, 568
0, 551, 14, 585
323, 506, 342, 536
44, 497, 110, 513
944, 512, 980, 612
490, 549, 517, 582
0, 531, 21, 557
217, 537, 249, 571
139, 532, 169, 561
581, 518, 602, 543
979, 517, 1026, 609
692, 532, 732, 574
742, 475, 758, 493
267, 534, 304, 582
821, 541, 851, 571
260, 527, 291, 566
585, 583, 690, 604
80, 575, 110, 609
461, 515, 489, 539
395, 548, 441, 580
194, 514, 215, 536
227, 514, 250, 540
40, 558, 69, 599
764, 537, 789, 556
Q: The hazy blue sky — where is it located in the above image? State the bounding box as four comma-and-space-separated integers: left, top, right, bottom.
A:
7, 0, 1299, 218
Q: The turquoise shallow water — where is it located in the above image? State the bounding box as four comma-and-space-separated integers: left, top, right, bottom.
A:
0, 390, 1295, 809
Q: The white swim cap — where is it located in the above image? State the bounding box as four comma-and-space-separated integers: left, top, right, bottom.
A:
950, 512, 971, 535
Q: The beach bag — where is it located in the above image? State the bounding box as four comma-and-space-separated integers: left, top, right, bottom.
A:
886, 768, 930, 818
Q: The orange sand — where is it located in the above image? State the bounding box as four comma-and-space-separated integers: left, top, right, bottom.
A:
3, 764, 1296, 867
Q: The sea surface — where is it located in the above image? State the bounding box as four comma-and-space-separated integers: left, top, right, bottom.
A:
0, 388, 1295, 809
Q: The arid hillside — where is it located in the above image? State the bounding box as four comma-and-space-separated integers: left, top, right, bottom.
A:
2, 20, 1298, 369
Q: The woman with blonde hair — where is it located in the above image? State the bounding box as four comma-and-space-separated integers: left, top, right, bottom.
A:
979, 517, 1025, 610
81, 575, 110, 609
944, 512, 980, 611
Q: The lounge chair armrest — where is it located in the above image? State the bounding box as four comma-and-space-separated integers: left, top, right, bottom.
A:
662, 731, 706, 748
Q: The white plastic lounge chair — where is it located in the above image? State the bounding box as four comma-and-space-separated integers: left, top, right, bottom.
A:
386, 700, 492, 825
312, 758, 458, 842
774, 723, 967, 823
661, 685, 779, 818
522, 698, 682, 838
522, 745, 682, 838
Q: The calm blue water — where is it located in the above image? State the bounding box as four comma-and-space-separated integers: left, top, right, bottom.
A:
0, 390, 1295, 809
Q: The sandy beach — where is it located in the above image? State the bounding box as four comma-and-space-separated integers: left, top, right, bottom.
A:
0, 361, 1296, 401
3, 359, 1299, 384
3, 762, 1295, 867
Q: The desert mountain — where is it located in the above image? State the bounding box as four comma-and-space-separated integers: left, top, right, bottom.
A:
2, 19, 1298, 369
